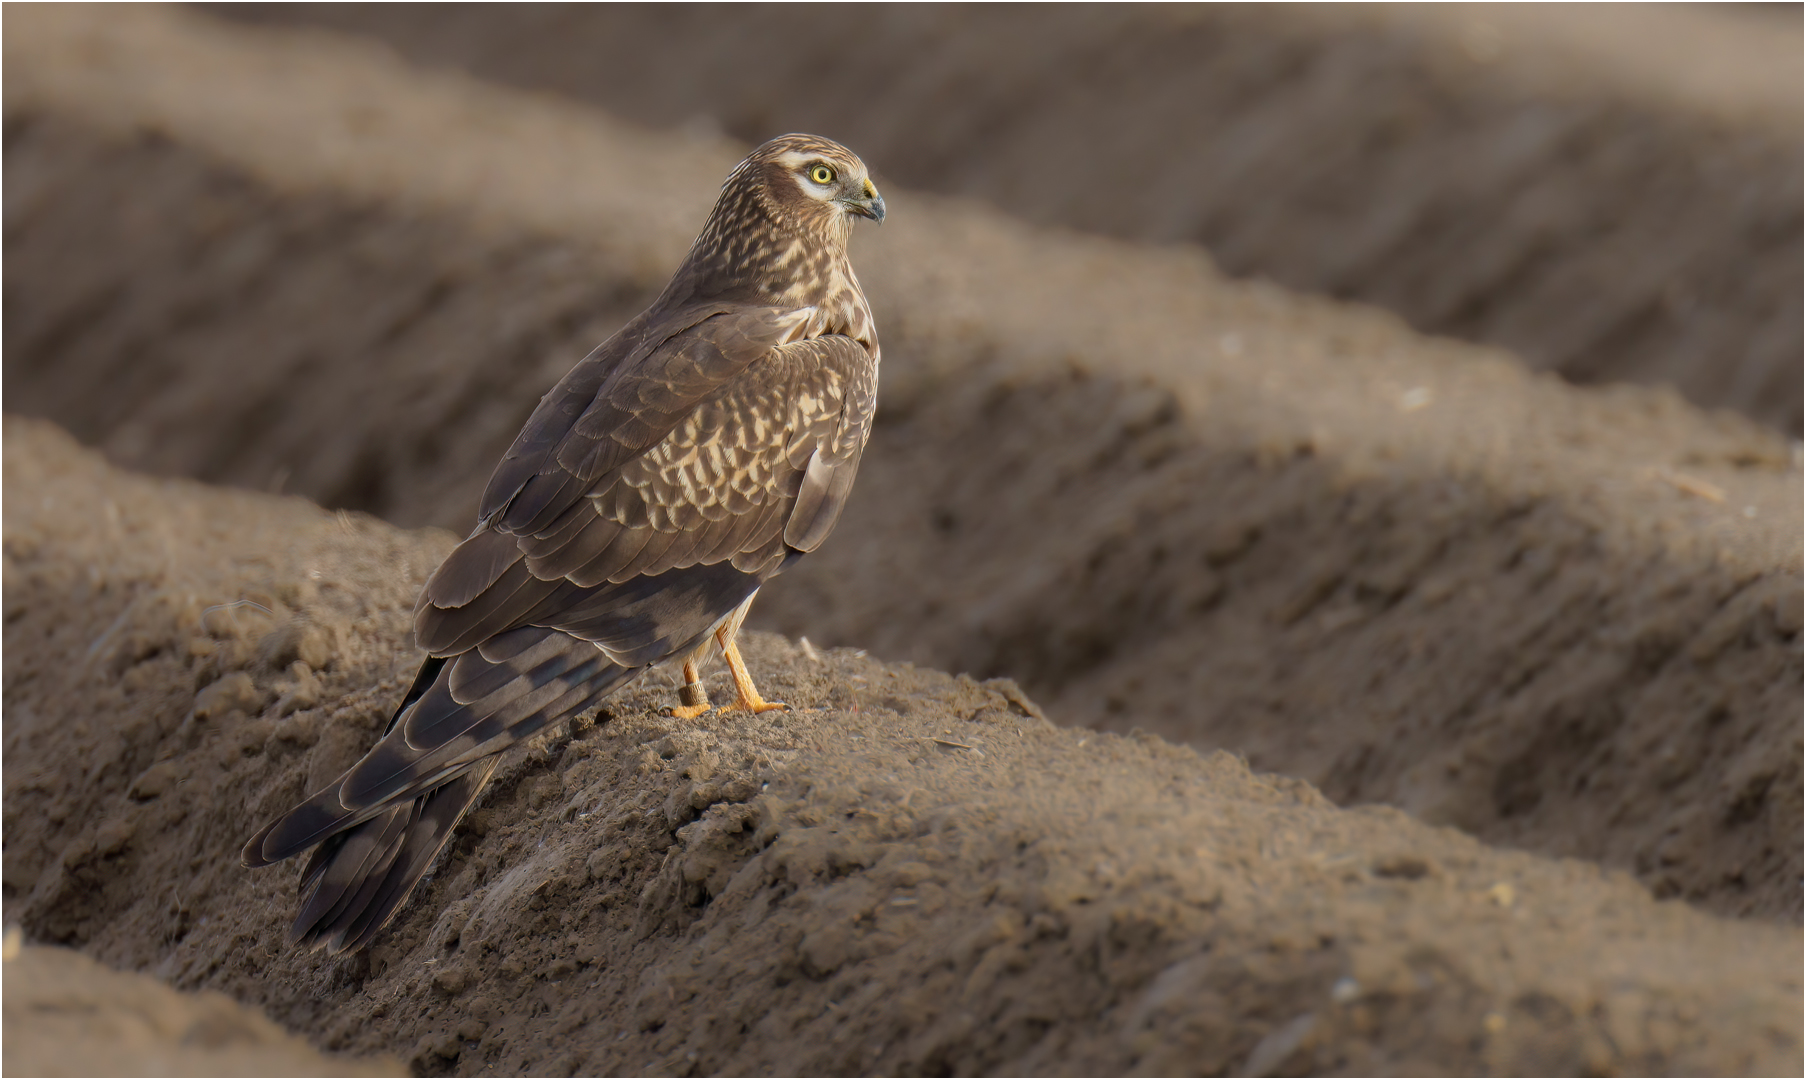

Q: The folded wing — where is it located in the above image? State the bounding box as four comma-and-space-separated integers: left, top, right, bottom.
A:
241, 310, 877, 953
417, 328, 877, 658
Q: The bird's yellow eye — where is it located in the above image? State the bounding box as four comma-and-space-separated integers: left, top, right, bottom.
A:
809, 164, 836, 185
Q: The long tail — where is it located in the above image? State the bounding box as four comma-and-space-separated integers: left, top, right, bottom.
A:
242, 628, 636, 953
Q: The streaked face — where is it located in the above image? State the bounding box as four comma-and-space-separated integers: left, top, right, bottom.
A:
771, 147, 886, 225
751, 135, 885, 239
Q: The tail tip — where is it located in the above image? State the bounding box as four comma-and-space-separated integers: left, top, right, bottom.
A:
240, 822, 278, 868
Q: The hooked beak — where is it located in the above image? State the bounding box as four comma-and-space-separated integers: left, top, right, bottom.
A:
842, 177, 886, 224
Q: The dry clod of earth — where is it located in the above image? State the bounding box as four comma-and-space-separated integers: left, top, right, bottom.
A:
5, 417, 1802, 1076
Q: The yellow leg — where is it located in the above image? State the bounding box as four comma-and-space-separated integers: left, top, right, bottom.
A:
718, 632, 787, 715
665, 660, 712, 720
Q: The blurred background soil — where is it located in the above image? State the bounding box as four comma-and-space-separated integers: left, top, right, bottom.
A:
3, 932, 402, 1076
2, 4, 1802, 1076
216, 2, 1805, 433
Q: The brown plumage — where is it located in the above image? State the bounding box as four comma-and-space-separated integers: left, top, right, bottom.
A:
242, 134, 884, 953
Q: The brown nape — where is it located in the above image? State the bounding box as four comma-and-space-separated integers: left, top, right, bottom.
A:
683, 138, 870, 300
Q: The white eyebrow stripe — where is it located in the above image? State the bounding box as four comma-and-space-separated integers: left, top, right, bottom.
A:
771, 150, 817, 169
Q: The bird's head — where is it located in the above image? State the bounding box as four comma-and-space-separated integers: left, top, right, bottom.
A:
756, 134, 885, 230
681, 134, 883, 303
712, 134, 884, 245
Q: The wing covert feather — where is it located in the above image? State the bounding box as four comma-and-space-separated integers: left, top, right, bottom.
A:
486, 304, 813, 535
420, 331, 873, 657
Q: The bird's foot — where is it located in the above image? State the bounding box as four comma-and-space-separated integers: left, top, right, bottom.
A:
720, 696, 789, 716
665, 676, 711, 719
717, 638, 788, 716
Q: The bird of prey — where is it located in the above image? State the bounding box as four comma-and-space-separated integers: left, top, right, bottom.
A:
242, 134, 885, 953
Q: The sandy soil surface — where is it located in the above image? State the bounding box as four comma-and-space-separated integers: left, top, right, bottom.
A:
1, 6, 1801, 1075
3, 934, 401, 1076
217, 2, 1804, 432
4, 418, 1801, 1076
6, 4, 1798, 922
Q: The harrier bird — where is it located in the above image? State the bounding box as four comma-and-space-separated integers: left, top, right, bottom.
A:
243, 134, 884, 952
